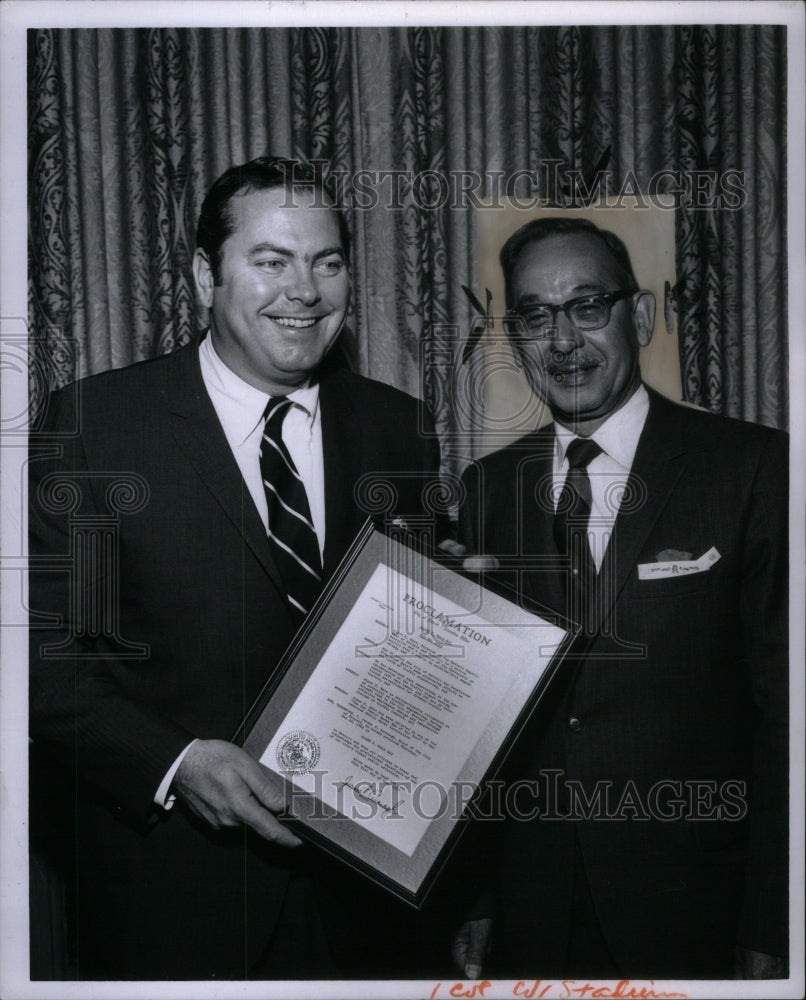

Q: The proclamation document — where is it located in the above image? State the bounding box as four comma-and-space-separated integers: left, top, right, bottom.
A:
242, 525, 572, 901
261, 563, 559, 855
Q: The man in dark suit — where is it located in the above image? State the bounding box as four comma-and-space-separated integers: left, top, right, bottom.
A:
456, 217, 788, 979
28, 156, 444, 979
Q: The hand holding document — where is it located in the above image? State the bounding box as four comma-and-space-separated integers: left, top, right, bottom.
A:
240, 524, 574, 903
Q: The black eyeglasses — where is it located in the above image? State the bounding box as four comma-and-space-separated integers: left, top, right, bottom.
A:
505, 289, 636, 339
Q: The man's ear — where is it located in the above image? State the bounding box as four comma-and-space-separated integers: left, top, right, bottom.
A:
193, 248, 215, 309
632, 290, 656, 348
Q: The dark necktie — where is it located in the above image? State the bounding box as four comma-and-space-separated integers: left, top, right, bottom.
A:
553, 436, 603, 582
260, 397, 322, 620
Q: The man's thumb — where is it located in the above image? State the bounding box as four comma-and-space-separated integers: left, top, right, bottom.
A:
464, 917, 493, 978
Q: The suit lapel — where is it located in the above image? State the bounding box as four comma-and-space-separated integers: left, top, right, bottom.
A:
519, 426, 568, 619
593, 389, 689, 630
160, 344, 288, 596
519, 392, 690, 634
320, 370, 365, 577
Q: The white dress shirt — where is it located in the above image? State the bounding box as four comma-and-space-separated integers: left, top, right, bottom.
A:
155, 335, 326, 808
553, 384, 649, 571
197, 333, 326, 554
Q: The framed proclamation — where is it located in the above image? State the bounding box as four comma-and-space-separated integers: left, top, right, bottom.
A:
237, 523, 575, 905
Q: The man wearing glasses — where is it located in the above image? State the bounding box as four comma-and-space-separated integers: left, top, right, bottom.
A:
457, 217, 788, 980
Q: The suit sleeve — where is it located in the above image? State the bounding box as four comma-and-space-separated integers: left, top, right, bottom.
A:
737, 428, 789, 958
458, 463, 479, 554
419, 399, 456, 545
29, 387, 196, 831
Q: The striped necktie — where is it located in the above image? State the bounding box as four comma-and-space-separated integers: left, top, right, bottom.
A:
553, 436, 603, 582
260, 396, 322, 620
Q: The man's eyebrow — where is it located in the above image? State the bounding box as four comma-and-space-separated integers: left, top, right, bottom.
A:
248, 242, 345, 261
313, 246, 346, 261
516, 283, 608, 304
248, 242, 292, 257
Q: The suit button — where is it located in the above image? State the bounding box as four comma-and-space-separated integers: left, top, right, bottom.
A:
568, 716, 582, 732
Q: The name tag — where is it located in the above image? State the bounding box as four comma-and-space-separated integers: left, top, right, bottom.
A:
637, 546, 721, 580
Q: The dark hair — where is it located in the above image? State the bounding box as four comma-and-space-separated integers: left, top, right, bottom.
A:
499, 216, 639, 305
195, 155, 351, 283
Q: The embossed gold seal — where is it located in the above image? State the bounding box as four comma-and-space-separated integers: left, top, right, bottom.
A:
276, 730, 321, 774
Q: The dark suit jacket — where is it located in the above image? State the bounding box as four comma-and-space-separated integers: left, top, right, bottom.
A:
460, 387, 788, 978
28, 341, 443, 979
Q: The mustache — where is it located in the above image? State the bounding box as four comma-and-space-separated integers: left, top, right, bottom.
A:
543, 352, 603, 376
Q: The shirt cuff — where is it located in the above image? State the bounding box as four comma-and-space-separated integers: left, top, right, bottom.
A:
154, 739, 198, 810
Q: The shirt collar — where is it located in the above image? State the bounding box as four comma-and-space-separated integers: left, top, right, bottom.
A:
199, 333, 320, 446
554, 383, 649, 470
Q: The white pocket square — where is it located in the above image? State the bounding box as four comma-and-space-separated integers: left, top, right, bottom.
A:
637, 546, 721, 580
656, 548, 692, 562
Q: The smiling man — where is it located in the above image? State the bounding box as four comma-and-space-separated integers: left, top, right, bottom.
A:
29, 156, 443, 979
501, 222, 654, 437
457, 217, 789, 980
193, 174, 352, 396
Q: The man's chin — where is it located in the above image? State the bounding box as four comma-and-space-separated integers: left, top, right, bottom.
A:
546, 385, 601, 419
267, 349, 338, 388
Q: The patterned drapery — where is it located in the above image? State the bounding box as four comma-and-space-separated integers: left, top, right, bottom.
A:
28, 25, 788, 465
